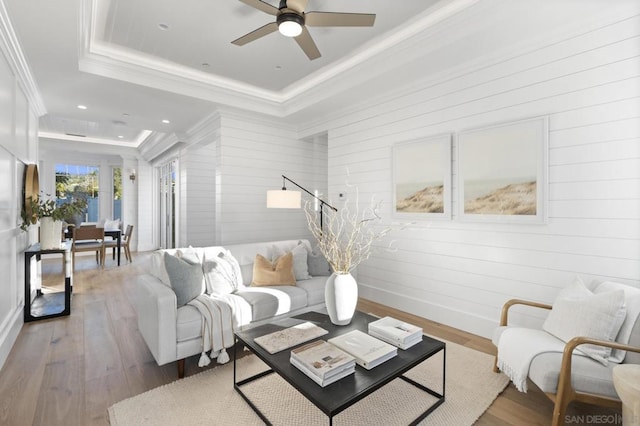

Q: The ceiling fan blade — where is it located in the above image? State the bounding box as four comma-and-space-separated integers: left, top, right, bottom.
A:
294, 27, 321, 60
305, 12, 376, 27
286, 0, 308, 14
231, 22, 278, 46
238, 0, 279, 16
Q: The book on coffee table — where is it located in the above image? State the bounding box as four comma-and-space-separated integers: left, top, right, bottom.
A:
328, 329, 397, 370
368, 316, 423, 350
290, 340, 356, 386
254, 322, 328, 354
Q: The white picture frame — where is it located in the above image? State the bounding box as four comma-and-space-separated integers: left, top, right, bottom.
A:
392, 134, 452, 220
457, 116, 548, 224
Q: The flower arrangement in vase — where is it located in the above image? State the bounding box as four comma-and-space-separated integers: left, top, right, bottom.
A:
21, 194, 88, 249
304, 188, 393, 325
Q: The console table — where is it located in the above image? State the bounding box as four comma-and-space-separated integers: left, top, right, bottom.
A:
24, 242, 73, 322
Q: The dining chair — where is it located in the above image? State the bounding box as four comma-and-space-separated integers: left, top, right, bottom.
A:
71, 226, 105, 270
103, 224, 133, 264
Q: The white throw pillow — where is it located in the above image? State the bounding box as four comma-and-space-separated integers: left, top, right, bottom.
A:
104, 218, 121, 230
203, 250, 244, 296
542, 276, 627, 365
272, 243, 311, 281
594, 281, 640, 363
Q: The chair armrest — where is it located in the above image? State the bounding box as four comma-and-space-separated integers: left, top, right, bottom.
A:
562, 336, 640, 370
499, 299, 552, 326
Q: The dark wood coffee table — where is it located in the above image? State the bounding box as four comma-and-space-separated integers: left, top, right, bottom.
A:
234, 311, 446, 425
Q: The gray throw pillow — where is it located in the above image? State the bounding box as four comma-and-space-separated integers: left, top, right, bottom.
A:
308, 250, 332, 276
164, 252, 204, 307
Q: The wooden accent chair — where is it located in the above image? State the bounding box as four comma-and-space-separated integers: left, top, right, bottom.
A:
492, 281, 640, 426
71, 226, 105, 270
103, 224, 133, 264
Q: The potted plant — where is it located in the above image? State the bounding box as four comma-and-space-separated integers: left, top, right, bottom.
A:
21, 194, 88, 249
304, 189, 393, 325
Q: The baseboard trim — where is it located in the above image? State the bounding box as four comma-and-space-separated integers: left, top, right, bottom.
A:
359, 284, 497, 339
0, 306, 23, 370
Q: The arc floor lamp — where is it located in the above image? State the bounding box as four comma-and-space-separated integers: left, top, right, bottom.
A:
267, 175, 337, 228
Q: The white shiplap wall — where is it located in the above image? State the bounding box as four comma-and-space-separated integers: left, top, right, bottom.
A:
304, 4, 640, 338
217, 111, 325, 244
179, 110, 326, 246
0, 1, 40, 369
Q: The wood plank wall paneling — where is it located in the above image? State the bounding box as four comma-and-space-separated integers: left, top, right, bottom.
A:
318, 9, 640, 338
182, 143, 216, 247
196, 113, 326, 245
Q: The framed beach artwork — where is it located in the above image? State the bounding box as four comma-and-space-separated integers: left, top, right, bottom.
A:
457, 116, 548, 223
393, 134, 451, 220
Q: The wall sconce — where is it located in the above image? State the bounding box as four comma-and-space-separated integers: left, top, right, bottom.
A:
129, 169, 136, 182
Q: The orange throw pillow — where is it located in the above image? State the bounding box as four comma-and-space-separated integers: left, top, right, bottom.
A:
251, 253, 296, 286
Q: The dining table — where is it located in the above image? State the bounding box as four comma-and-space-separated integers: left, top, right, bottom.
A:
64, 226, 122, 266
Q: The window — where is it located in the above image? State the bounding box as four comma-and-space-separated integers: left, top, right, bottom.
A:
55, 164, 99, 224
113, 167, 122, 220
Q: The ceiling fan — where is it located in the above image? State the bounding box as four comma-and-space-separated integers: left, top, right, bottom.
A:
231, 0, 376, 60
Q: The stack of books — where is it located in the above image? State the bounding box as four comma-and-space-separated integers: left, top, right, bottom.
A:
328, 330, 397, 370
367, 316, 423, 350
290, 340, 356, 387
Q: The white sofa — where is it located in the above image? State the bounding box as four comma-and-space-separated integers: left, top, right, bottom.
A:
134, 239, 330, 377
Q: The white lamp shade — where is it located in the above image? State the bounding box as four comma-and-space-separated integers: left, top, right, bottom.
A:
267, 190, 301, 208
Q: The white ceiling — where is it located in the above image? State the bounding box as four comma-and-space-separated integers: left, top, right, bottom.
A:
3, 0, 621, 150
3, 0, 449, 147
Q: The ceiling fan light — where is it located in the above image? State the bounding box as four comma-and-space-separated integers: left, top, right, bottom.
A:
279, 20, 302, 37
277, 12, 304, 37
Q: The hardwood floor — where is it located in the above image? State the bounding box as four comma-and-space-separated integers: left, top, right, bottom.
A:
0, 252, 621, 425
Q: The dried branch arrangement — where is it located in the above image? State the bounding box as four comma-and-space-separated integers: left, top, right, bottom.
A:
304, 189, 393, 274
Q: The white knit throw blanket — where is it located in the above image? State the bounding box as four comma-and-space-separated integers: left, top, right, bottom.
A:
497, 327, 566, 392
188, 294, 237, 367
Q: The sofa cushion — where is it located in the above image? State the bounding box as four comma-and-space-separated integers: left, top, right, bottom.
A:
164, 251, 204, 307
176, 305, 203, 343
252, 253, 296, 286
543, 276, 626, 364
236, 286, 308, 322
295, 276, 327, 306
272, 242, 311, 281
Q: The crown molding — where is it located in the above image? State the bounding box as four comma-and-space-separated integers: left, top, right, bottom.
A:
79, 0, 479, 119
0, 0, 46, 116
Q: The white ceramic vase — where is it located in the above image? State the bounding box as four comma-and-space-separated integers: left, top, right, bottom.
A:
39, 217, 63, 250
325, 272, 358, 326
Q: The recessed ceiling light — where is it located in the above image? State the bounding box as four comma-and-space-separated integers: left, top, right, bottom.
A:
162, 119, 170, 124
118, 135, 124, 139
158, 23, 170, 30
77, 105, 87, 110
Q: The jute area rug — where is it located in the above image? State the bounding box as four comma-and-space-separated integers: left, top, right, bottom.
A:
109, 338, 509, 426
